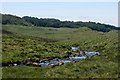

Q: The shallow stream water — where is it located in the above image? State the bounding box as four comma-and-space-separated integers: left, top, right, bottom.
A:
1, 51, 99, 67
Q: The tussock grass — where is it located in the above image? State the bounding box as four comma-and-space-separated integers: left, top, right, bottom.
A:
2, 25, 118, 78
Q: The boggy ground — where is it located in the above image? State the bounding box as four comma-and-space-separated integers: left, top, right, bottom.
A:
2, 25, 118, 78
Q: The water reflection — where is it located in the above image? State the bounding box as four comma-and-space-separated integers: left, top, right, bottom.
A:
39, 51, 99, 67
2, 47, 100, 67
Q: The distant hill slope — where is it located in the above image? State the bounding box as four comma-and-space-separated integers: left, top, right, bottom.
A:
1, 13, 120, 32
22, 16, 119, 32
0, 14, 32, 26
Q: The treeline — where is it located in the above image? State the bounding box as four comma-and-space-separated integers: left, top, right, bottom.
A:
22, 16, 119, 32
1, 13, 119, 32
1, 14, 31, 26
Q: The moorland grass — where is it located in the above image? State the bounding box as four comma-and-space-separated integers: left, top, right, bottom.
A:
2, 25, 118, 78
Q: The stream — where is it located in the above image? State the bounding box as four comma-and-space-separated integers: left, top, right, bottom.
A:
1, 51, 100, 67
39, 51, 100, 67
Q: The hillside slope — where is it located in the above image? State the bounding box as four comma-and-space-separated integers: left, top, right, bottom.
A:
2, 25, 118, 78
23, 16, 119, 32
1, 13, 119, 32
0, 14, 31, 26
